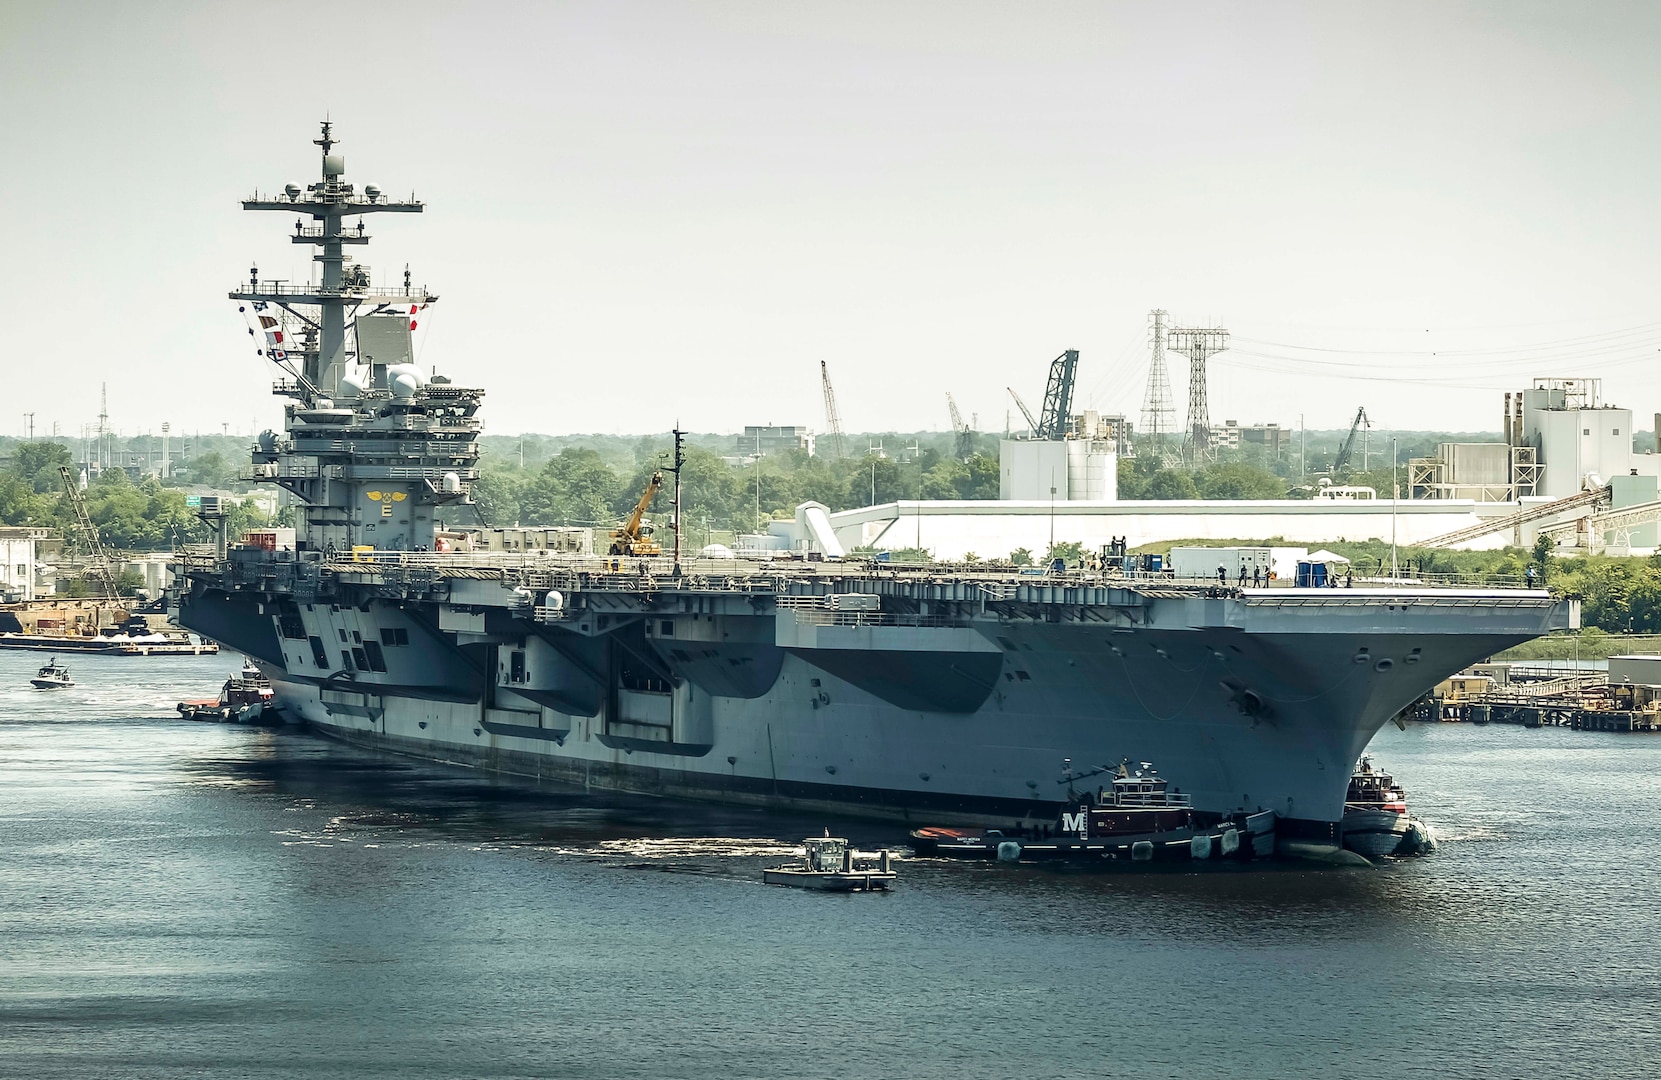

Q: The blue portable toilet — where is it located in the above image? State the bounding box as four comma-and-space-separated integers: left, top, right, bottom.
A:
1295, 560, 1327, 588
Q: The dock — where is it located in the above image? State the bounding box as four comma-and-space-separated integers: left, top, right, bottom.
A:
1411, 667, 1661, 732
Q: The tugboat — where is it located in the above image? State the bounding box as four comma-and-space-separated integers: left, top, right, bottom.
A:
29, 659, 73, 689
763, 835, 897, 892
911, 760, 1277, 863
176, 662, 279, 723
1339, 757, 1435, 858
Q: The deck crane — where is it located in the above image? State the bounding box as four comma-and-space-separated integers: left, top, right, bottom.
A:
609, 470, 664, 556
57, 465, 121, 601
1332, 407, 1370, 476
1006, 387, 1041, 438
946, 393, 974, 459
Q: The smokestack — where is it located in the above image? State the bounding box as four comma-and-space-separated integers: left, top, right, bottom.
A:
1504, 393, 1513, 445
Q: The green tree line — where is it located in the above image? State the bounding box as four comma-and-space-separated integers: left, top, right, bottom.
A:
0, 440, 271, 553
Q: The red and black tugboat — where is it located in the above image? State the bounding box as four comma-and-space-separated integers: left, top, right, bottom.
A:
911, 760, 1276, 864
177, 662, 280, 723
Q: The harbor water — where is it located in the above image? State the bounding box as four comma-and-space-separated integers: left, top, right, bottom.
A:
2, 651, 1658, 1079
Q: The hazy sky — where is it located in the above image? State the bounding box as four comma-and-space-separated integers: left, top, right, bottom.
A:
3, 1, 1658, 443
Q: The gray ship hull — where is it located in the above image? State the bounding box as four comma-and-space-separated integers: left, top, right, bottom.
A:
184, 579, 1565, 832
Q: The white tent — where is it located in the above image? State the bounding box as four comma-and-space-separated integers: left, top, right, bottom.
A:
1305, 549, 1351, 564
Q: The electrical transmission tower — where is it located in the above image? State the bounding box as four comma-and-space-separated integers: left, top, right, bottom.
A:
1139, 310, 1176, 460
1167, 323, 1230, 463
819, 360, 846, 460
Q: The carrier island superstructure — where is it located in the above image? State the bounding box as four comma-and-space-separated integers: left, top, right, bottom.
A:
172, 126, 1575, 842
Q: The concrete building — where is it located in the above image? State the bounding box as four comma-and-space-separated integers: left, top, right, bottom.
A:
0, 527, 58, 602
735, 425, 814, 459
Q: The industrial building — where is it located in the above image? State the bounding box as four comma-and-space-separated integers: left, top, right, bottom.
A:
1409, 379, 1661, 551
999, 349, 1119, 501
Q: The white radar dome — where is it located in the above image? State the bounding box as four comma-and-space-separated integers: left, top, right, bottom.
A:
391, 373, 420, 399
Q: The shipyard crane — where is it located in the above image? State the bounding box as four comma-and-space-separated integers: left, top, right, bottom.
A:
1332, 407, 1370, 476
1007, 387, 1041, 438
819, 361, 846, 460
609, 470, 664, 556
1036, 349, 1080, 440
57, 465, 121, 601
946, 393, 974, 459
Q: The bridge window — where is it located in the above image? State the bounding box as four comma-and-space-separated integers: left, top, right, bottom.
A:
362, 640, 387, 672
308, 636, 329, 668
352, 647, 369, 671
340, 650, 355, 672
380, 627, 410, 646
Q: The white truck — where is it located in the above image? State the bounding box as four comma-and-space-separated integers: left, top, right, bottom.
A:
1168, 546, 1273, 583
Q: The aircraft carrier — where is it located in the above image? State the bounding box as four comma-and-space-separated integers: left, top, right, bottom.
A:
172, 125, 1576, 842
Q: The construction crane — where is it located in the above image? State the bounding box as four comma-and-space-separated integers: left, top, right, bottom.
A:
609, 470, 664, 556
819, 361, 846, 460
946, 393, 974, 459
57, 465, 121, 601
1006, 387, 1040, 438
1332, 407, 1370, 476
1036, 349, 1079, 440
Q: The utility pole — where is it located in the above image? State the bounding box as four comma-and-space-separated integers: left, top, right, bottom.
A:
670, 426, 685, 577
906, 440, 921, 549
1391, 437, 1399, 578
98, 384, 109, 471
1049, 468, 1057, 553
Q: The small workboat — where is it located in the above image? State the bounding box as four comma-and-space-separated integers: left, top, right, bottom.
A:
29, 659, 73, 689
1339, 756, 1435, 858
763, 835, 897, 892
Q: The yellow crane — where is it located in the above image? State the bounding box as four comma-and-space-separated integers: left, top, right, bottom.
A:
609, 470, 664, 556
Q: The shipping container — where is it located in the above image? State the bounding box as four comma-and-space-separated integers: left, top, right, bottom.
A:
1168, 546, 1272, 582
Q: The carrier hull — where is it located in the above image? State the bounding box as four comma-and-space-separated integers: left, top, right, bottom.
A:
179, 574, 1569, 833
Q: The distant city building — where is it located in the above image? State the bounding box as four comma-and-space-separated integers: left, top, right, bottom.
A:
735, 425, 815, 458
1070, 411, 1133, 456
1215, 420, 1290, 457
